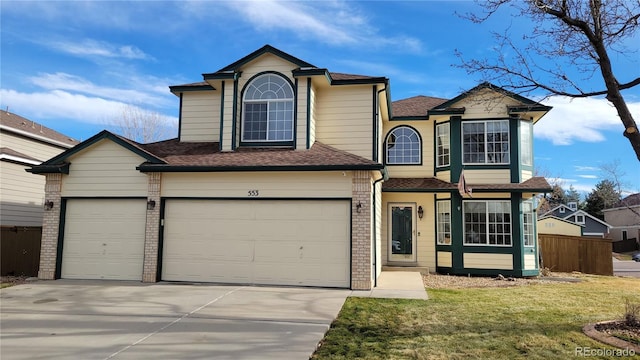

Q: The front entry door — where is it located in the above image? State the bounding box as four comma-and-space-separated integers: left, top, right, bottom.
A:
388, 203, 416, 262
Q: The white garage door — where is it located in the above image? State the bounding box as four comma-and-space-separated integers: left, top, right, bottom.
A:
162, 199, 350, 288
61, 199, 146, 280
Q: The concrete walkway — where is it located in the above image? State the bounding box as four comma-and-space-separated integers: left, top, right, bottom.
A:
351, 271, 429, 300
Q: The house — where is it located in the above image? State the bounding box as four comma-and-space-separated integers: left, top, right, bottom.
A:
1, 110, 78, 276
29, 45, 552, 289
540, 203, 611, 238
603, 193, 640, 250
537, 215, 583, 237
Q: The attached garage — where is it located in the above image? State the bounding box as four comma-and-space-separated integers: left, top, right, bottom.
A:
60, 199, 146, 280
161, 199, 351, 288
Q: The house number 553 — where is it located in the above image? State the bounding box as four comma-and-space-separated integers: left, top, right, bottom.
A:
248, 190, 259, 197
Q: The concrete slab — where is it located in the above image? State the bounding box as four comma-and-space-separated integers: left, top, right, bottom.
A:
353, 271, 428, 300
0, 280, 350, 360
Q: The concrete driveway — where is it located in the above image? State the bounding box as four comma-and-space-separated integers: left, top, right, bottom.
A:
0, 280, 351, 360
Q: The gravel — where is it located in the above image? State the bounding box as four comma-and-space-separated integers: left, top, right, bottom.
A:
422, 271, 582, 289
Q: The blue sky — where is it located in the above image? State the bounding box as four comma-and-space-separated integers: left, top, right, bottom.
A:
1, 1, 639, 196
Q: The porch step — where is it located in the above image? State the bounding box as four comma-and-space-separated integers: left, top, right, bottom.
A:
382, 266, 430, 274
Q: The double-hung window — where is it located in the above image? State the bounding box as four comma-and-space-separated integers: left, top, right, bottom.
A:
523, 200, 534, 247
436, 123, 450, 167
463, 200, 512, 246
242, 74, 294, 142
463, 120, 510, 164
437, 201, 451, 245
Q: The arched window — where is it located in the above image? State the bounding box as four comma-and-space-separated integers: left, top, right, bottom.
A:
242, 73, 294, 142
386, 126, 421, 164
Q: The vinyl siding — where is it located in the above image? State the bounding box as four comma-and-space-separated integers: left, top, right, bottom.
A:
61, 139, 148, 197
521, 169, 533, 182
451, 88, 521, 119
537, 218, 582, 236
0, 132, 67, 162
0, 161, 45, 226
309, 84, 317, 147
296, 77, 308, 150
381, 192, 435, 270
524, 254, 536, 270
180, 91, 220, 142
464, 169, 511, 184
463, 253, 513, 270
161, 171, 352, 198
437, 251, 452, 267
221, 81, 234, 151
315, 86, 373, 160
382, 121, 434, 178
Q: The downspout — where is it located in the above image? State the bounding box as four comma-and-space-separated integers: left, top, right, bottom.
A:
372, 167, 387, 287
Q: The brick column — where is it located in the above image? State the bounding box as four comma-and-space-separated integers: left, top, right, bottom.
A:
38, 173, 62, 280
142, 172, 161, 283
351, 170, 372, 290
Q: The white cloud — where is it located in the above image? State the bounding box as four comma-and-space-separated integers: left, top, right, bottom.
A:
536, 96, 640, 145
574, 165, 599, 172
0, 89, 176, 127
577, 175, 598, 179
48, 39, 152, 60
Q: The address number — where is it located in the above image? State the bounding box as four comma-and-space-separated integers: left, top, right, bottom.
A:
248, 190, 260, 197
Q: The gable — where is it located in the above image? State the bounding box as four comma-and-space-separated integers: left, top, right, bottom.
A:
237, 53, 299, 93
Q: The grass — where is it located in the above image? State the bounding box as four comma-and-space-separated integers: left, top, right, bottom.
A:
313, 275, 640, 360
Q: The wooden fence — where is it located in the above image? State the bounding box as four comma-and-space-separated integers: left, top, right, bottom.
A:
539, 234, 613, 276
1, 226, 42, 277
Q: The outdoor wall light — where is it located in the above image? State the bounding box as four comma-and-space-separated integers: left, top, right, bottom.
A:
44, 200, 54, 211
147, 199, 156, 210
418, 206, 424, 219
356, 202, 363, 213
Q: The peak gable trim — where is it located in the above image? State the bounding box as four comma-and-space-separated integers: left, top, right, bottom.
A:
205, 45, 316, 78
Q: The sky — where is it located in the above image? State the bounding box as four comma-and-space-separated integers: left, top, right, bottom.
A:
1, 0, 639, 197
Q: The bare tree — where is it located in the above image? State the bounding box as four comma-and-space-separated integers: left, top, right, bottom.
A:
107, 104, 177, 143
456, 0, 640, 160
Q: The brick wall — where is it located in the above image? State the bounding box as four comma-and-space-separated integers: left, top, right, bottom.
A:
38, 173, 62, 280
351, 170, 372, 290
142, 172, 161, 282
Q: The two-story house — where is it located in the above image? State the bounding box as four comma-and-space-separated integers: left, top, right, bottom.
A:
603, 193, 640, 250
30, 45, 552, 289
539, 202, 611, 238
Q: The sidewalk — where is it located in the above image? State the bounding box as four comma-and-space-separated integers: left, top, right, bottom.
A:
351, 271, 429, 300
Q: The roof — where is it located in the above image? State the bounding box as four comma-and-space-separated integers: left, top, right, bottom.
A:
29, 130, 383, 174
391, 96, 448, 118
0, 147, 41, 165
606, 193, 640, 210
0, 110, 79, 148
537, 215, 585, 227
563, 210, 612, 228
382, 176, 551, 193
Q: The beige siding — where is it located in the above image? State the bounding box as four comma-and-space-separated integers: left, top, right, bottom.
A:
524, 254, 536, 270
221, 81, 234, 151
309, 84, 317, 146
437, 251, 452, 267
382, 121, 434, 178
465, 169, 511, 184
464, 253, 513, 270
381, 192, 435, 269
180, 91, 220, 142
537, 218, 582, 236
452, 88, 521, 119
296, 77, 309, 150
315, 86, 373, 159
61, 139, 148, 197
0, 132, 67, 162
238, 54, 296, 90
0, 162, 45, 226
521, 169, 533, 182
162, 171, 352, 198
436, 170, 451, 183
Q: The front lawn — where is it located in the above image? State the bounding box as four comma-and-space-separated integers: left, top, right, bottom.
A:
313, 275, 640, 359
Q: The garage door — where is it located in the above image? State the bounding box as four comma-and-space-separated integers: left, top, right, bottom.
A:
162, 199, 350, 288
61, 199, 146, 280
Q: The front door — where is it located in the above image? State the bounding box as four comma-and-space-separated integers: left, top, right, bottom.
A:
388, 203, 416, 262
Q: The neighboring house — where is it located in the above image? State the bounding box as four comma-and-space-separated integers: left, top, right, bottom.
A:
603, 193, 640, 247
0, 111, 78, 227
540, 203, 611, 238
30, 45, 552, 289
537, 215, 583, 237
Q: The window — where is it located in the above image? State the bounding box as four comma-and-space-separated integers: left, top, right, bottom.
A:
437, 201, 451, 245
463, 120, 510, 164
559, 207, 565, 214
386, 126, 420, 164
576, 214, 585, 224
463, 201, 512, 246
520, 121, 532, 166
242, 73, 294, 142
568, 202, 577, 211
523, 201, 535, 247
436, 123, 450, 167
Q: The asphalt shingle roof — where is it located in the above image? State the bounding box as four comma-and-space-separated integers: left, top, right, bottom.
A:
0, 111, 79, 147
391, 95, 448, 118
382, 176, 552, 192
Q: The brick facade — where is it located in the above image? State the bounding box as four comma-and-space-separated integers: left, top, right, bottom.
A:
142, 172, 161, 282
351, 170, 373, 290
38, 173, 62, 280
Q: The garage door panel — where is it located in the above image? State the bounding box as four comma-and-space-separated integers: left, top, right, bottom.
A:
61, 199, 146, 280
162, 199, 350, 287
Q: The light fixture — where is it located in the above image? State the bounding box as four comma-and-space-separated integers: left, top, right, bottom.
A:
44, 200, 54, 211
418, 206, 424, 219
147, 199, 156, 210
356, 202, 363, 213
